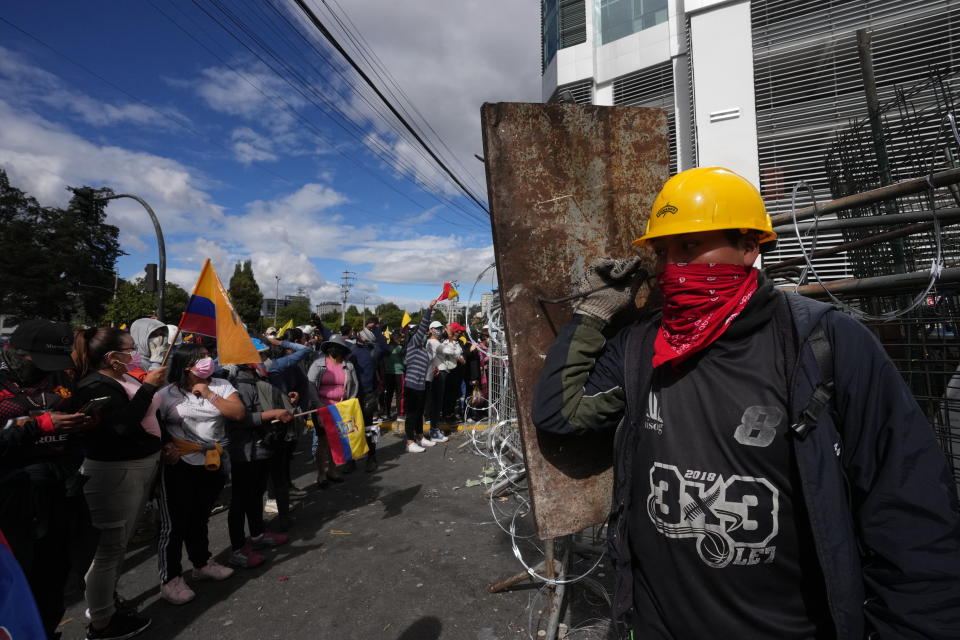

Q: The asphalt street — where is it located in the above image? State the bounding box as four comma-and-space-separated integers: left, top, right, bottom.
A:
57, 428, 545, 640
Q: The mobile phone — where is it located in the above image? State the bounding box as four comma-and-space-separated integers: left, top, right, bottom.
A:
79, 396, 111, 414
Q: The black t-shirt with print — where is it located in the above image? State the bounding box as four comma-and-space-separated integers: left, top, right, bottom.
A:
628, 284, 833, 639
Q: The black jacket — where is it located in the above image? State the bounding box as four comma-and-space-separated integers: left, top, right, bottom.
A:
0, 366, 80, 484
534, 291, 960, 639
75, 372, 161, 462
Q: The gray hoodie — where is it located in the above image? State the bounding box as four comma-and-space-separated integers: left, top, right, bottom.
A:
129, 317, 167, 371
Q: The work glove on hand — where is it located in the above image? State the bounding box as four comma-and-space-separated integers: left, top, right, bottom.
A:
573, 256, 646, 323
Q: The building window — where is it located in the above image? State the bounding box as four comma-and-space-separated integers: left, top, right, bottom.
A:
548, 79, 594, 104
600, 0, 668, 45
542, 0, 587, 70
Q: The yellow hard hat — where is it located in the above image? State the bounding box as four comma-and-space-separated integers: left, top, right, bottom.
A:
633, 167, 776, 246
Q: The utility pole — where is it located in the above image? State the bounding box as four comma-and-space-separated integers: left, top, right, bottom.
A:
362, 295, 369, 325
339, 271, 356, 326
274, 275, 281, 326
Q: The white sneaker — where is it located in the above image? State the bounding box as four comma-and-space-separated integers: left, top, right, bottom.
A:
160, 575, 196, 605
418, 437, 436, 448
429, 432, 449, 443
191, 560, 234, 581
406, 441, 425, 453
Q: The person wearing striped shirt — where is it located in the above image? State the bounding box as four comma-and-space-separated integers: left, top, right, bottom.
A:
402, 299, 438, 453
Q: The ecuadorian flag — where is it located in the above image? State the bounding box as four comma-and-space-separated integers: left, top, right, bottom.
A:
316, 398, 368, 465
437, 281, 459, 301
179, 259, 260, 365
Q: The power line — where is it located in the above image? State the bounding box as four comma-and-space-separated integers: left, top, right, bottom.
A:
213, 0, 487, 224
254, 0, 465, 196
0, 11, 380, 222
0, 14, 289, 188
320, 0, 487, 197
151, 0, 478, 229
205, 0, 464, 208
175, 0, 488, 228
291, 0, 490, 215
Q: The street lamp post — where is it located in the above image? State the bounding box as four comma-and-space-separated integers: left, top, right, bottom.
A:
362, 296, 369, 325
101, 193, 166, 321
274, 275, 281, 326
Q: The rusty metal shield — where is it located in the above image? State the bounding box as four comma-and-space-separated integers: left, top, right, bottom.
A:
480, 102, 668, 539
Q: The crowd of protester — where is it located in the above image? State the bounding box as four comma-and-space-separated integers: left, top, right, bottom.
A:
0, 304, 491, 640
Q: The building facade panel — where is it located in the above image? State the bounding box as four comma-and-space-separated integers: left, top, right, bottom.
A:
542, 0, 960, 280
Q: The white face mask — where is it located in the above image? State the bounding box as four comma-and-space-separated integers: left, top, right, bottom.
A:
148, 335, 168, 361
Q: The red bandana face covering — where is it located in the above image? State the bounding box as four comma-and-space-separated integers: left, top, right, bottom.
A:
652, 263, 759, 369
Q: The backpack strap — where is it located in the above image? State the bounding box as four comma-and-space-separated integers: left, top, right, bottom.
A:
789, 323, 835, 440
256, 379, 275, 413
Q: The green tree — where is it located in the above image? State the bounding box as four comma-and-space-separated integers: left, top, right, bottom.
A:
101, 279, 189, 327
276, 300, 311, 327
342, 305, 362, 331
374, 302, 403, 330
228, 260, 263, 325
161, 282, 190, 324
320, 309, 340, 326
63, 187, 123, 321
0, 171, 123, 322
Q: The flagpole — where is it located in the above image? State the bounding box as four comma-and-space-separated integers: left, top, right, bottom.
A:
160, 326, 181, 367
271, 408, 317, 423
161, 258, 210, 367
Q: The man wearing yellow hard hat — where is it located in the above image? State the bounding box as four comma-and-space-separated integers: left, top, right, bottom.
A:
534, 167, 960, 639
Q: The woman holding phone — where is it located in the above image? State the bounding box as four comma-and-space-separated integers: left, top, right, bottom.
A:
155, 343, 244, 605
73, 327, 168, 640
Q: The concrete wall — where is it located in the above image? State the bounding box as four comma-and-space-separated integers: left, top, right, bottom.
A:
541, 0, 758, 181
687, 0, 759, 185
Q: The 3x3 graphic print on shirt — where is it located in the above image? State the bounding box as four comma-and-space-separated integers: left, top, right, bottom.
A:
645, 393, 784, 569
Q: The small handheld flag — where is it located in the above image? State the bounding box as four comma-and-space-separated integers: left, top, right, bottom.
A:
316, 398, 368, 465
401, 311, 412, 327
437, 281, 459, 301
275, 318, 294, 340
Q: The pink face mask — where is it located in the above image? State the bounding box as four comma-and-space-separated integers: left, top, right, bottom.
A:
124, 351, 143, 372
190, 357, 216, 379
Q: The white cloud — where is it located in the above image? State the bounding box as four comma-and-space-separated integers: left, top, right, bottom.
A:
231, 127, 278, 164
281, 1, 540, 198
400, 205, 442, 226
193, 63, 299, 124
341, 235, 494, 284
0, 100, 222, 240
225, 182, 373, 258
0, 46, 187, 129
181, 61, 323, 162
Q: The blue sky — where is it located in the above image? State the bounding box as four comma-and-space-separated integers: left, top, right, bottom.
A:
0, 1, 539, 311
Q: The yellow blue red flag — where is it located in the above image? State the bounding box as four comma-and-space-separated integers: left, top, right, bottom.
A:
437, 281, 459, 301
179, 259, 260, 365
316, 398, 368, 465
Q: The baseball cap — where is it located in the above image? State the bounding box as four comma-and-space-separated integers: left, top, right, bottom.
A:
428, 321, 443, 329
10, 319, 75, 371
